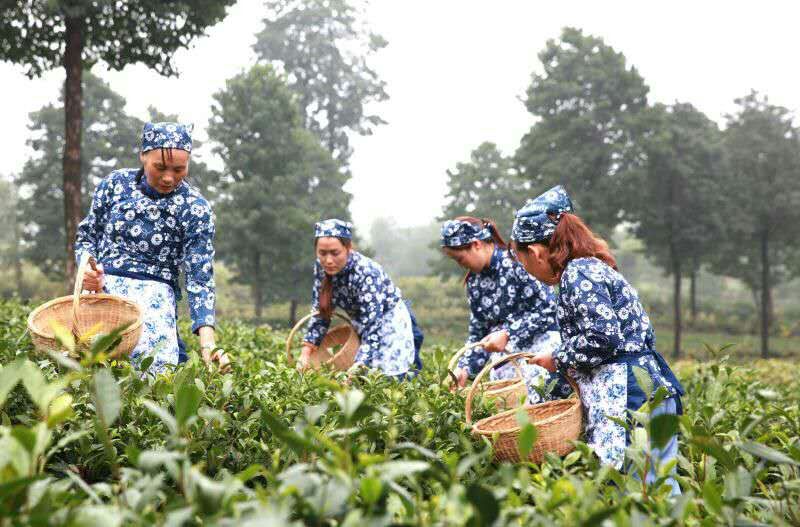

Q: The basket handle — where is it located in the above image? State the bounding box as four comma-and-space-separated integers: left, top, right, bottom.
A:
72, 253, 98, 339
285, 310, 353, 365
465, 352, 535, 425
442, 341, 482, 385
444, 341, 525, 389
465, 353, 581, 425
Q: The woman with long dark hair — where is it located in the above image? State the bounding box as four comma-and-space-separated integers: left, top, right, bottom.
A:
299, 219, 423, 377
440, 217, 570, 402
510, 185, 683, 493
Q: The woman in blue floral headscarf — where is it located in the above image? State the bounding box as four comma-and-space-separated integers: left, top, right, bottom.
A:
511, 185, 684, 494
440, 216, 571, 403
299, 219, 423, 378
75, 122, 229, 374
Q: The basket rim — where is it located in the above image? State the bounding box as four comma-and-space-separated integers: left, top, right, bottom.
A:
458, 377, 526, 396
470, 397, 581, 436
319, 324, 359, 365
27, 293, 144, 339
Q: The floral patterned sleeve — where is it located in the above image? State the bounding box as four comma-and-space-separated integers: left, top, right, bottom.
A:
303, 264, 330, 347
350, 269, 390, 368
181, 199, 216, 334
74, 175, 112, 265
503, 271, 556, 342
554, 270, 624, 371
457, 309, 490, 376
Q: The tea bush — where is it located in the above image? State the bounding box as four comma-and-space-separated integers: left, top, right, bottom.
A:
1, 299, 798, 525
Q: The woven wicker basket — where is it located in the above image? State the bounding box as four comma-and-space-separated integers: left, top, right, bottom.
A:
466, 352, 583, 463
285, 311, 359, 371
27, 255, 143, 359
445, 342, 528, 411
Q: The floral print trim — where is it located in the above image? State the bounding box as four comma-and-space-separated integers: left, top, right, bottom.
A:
572, 363, 628, 469
366, 301, 415, 375
103, 274, 179, 374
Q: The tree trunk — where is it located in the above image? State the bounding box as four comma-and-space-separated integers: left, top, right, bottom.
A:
673, 267, 682, 359
253, 282, 263, 320
252, 253, 263, 320
760, 232, 770, 358
689, 268, 697, 326
12, 203, 22, 297
62, 16, 84, 290
289, 298, 298, 327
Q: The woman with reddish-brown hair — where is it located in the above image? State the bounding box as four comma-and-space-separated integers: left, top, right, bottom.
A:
299, 219, 423, 378
440, 217, 571, 403
510, 185, 684, 495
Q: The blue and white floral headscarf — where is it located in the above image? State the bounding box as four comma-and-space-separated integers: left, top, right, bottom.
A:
440, 219, 492, 248
511, 185, 573, 244
141, 122, 193, 153
315, 219, 353, 239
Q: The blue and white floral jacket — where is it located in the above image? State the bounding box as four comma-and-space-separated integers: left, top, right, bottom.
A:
303, 251, 403, 367
555, 257, 682, 398
75, 168, 216, 333
458, 246, 559, 376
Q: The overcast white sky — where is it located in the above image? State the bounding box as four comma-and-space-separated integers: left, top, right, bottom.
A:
2, 0, 799, 232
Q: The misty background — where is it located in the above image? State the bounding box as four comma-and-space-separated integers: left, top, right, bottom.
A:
1, 0, 799, 359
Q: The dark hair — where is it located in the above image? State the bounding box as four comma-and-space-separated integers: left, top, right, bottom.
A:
447, 216, 507, 250
515, 213, 617, 280
315, 236, 353, 320
443, 216, 505, 285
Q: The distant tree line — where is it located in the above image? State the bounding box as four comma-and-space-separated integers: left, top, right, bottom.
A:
0, 0, 383, 327
438, 27, 800, 358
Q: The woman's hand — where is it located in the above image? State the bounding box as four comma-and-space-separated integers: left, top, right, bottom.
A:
530, 351, 557, 372
199, 327, 230, 373
82, 262, 105, 292
479, 330, 510, 353
449, 367, 469, 391
297, 343, 316, 372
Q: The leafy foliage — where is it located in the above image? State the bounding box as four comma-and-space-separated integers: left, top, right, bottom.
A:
254, 0, 389, 163
515, 27, 650, 235
0, 1, 235, 78
435, 142, 524, 278
208, 64, 350, 319
1, 298, 799, 524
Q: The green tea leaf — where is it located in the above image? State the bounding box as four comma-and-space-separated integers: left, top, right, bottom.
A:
175, 383, 202, 429
702, 480, 723, 516
94, 369, 121, 427
336, 389, 365, 420
0, 359, 22, 408
649, 413, 679, 450
46, 393, 74, 428
139, 356, 154, 373
70, 505, 123, 527
373, 460, 429, 481
142, 400, 178, 436
466, 483, 499, 527
690, 436, 737, 471
738, 441, 799, 466
90, 322, 132, 356
517, 422, 538, 461
360, 476, 383, 505
632, 366, 653, 399
49, 320, 75, 353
